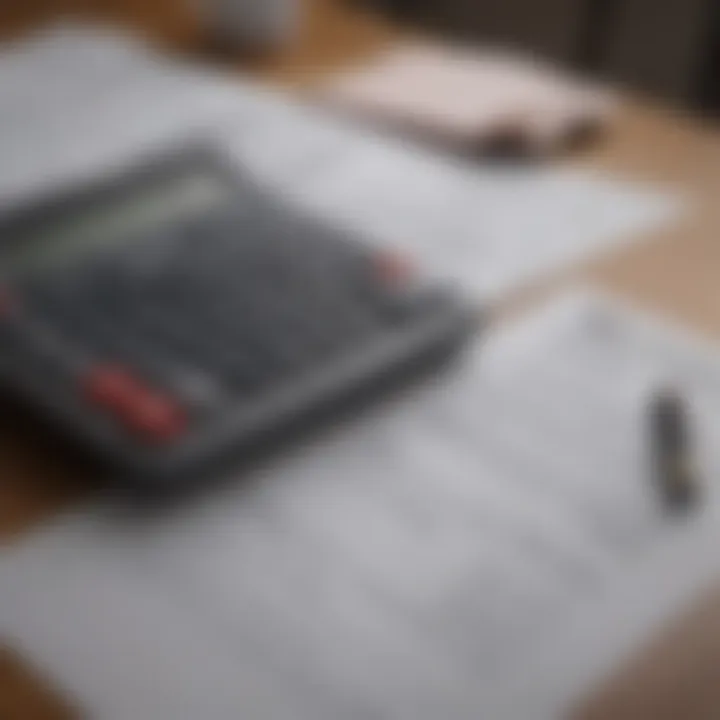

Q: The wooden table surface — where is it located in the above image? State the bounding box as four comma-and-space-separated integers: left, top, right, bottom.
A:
2, 1, 720, 718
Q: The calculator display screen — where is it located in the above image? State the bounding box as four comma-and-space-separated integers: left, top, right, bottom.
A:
2, 170, 230, 272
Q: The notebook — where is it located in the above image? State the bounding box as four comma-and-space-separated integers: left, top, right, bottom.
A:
315, 42, 617, 155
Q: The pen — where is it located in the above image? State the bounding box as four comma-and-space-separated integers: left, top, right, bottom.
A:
648, 386, 700, 514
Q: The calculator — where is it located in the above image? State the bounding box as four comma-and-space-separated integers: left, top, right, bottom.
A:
0, 146, 475, 489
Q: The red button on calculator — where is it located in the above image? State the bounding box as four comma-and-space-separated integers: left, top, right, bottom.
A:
119, 390, 187, 444
84, 365, 187, 443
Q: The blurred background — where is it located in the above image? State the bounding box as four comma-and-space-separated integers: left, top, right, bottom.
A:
1, 0, 719, 112
367, 0, 720, 113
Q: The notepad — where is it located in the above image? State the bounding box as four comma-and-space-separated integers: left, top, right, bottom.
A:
315, 42, 617, 155
4, 289, 720, 719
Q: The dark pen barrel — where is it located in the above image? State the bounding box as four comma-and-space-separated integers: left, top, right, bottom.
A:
649, 388, 700, 515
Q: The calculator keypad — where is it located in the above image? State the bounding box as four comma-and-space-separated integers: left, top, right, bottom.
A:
19, 209, 424, 425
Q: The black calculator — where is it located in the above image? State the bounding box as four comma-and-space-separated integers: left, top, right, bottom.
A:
0, 147, 475, 489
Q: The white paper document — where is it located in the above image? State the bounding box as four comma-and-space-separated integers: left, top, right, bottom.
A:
0, 25, 682, 301
226, 110, 681, 300
5, 288, 720, 720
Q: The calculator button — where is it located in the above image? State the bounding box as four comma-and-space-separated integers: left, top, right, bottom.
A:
0, 287, 15, 318
83, 365, 142, 411
374, 251, 413, 284
83, 365, 187, 443
118, 390, 188, 444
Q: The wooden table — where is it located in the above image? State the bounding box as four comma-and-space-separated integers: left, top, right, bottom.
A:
2, 1, 720, 718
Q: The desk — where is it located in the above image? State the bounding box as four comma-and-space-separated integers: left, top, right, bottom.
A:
1, 1, 720, 718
